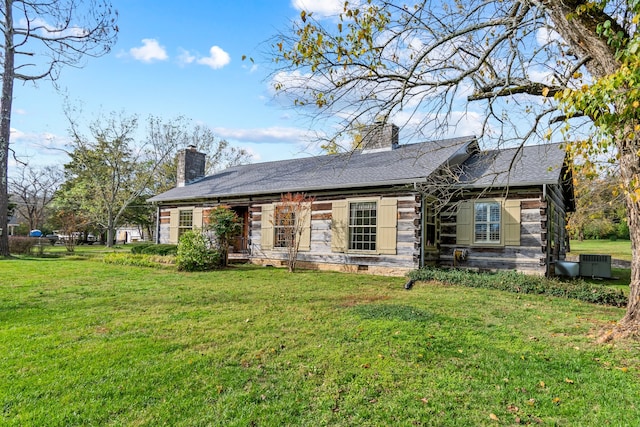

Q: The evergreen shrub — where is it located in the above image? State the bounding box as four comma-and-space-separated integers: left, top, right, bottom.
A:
408, 268, 627, 307
176, 231, 220, 271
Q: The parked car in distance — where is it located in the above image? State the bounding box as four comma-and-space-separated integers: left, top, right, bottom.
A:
45, 234, 59, 245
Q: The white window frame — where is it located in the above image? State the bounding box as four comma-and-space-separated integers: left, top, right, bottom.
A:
348, 199, 378, 252
178, 209, 193, 238
474, 201, 501, 244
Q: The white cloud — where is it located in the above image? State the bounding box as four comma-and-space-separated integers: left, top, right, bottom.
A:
130, 39, 168, 63
8, 128, 70, 169
291, 0, 345, 17
242, 62, 259, 73
177, 48, 196, 66
536, 27, 562, 46
23, 17, 88, 38
196, 46, 231, 70
213, 126, 312, 144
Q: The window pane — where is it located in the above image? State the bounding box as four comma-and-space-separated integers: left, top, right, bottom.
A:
274, 207, 296, 248
349, 201, 377, 251
474, 202, 500, 243
179, 210, 193, 228
475, 203, 488, 222
489, 223, 500, 241
426, 224, 436, 247
490, 204, 500, 222
475, 224, 487, 241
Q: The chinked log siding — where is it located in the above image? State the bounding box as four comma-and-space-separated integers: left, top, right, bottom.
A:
439, 192, 549, 274
250, 195, 421, 274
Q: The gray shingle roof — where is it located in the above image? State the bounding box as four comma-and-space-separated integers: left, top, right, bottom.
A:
459, 143, 567, 188
148, 136, 477, 202
148, 138, 569, 203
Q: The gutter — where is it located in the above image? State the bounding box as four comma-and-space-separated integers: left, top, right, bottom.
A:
147, 177, 435, 204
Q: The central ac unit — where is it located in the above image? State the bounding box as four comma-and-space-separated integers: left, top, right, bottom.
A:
579, 254, 612, 278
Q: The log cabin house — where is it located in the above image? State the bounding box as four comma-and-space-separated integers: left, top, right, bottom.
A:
148, 124, 575, 276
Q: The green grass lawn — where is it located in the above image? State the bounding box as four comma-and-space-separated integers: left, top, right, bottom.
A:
569, 239, 632, 262
1, 258, 639, 426
568, 240, 632, 291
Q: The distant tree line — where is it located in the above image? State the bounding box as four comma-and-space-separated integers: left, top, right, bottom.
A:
8, 114, 250, 251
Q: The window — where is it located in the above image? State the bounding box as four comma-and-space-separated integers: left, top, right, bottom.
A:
474, 202, 501, 243
178, 209, 193, 238
424, 205, 437, 248
331, 198, 396, 255
349, 201, 377, 251
274, 206, 295, 248
456, 199, 520, 247
261, 203, 312, 252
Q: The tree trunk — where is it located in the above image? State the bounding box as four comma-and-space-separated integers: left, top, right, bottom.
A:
618, 138, 640, 329
106, 226, 114, 247
106, 207, 115, 247
0, 0, 15, 257
544, 0, 640, 335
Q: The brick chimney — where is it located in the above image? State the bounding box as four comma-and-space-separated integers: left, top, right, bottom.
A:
361, 122, 399, 153
177, 145, 206, 187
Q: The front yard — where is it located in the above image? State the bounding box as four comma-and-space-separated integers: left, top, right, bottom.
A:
1, 257, 638, 426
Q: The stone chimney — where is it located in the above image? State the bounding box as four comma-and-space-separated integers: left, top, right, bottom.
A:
361, 122, 399, 153
177, 145, 206, 187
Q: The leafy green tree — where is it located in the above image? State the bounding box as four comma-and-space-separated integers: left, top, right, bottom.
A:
273, 1, 640, 335
62, 113, 142, 247
207, 206, 242, 267
63, 112, 182, 247
0, 0, 117, 256
48, 205, 91, 253
119, 195, 156, 241
569, 175, 627, 241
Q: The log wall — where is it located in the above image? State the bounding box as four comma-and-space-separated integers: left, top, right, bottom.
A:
250, 194, 421, 276
439, 189, 548, 275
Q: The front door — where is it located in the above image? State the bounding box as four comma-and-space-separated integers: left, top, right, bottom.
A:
231, 206, 249, 253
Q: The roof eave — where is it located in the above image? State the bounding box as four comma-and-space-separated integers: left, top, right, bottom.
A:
147, 177, 431, 204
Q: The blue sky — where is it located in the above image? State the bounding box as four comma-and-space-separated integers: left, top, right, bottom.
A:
9, 0, 346, 172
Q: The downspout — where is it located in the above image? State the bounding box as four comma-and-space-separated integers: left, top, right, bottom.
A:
420, 195, 426, 269
543, 184, 550, 277
155, 204, 160, 244
414, 182, 425, 269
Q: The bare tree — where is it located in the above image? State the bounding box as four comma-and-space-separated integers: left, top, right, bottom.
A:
9, 164, 62, 230
146, 116, 252, 194
0, 0, 118, 256
273, 1, 640, 336
275, 193, 314, 273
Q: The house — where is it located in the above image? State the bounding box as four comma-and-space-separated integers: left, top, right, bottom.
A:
7, 214, 19, 236
148, 124, 575, 276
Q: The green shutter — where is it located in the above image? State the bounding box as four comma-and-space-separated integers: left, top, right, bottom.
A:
298, 204, 312, 251
378, 198, 397, 255
331, 200, 348, 252
261, 204, 274, 250
504, 200, 521, 246
456, 201, 472, 245
169, 209, 179, 244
